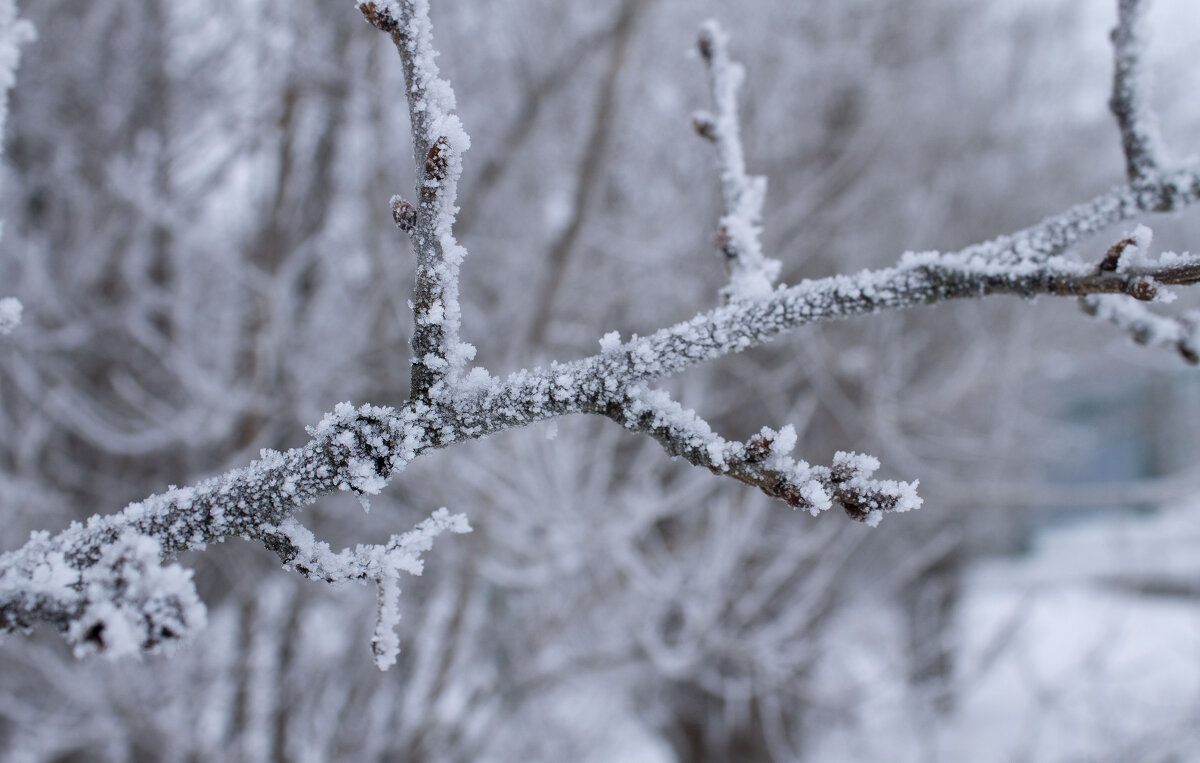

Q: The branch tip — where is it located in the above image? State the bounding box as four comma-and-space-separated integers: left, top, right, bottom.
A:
358, 1, 400, 33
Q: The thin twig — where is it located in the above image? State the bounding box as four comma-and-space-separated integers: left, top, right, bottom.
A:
1110, 0, 1164, 185
694, 21, 780, 302
601, 386, 921, 525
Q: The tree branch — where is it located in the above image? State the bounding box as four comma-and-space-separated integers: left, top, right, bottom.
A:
362, 0, 473, 399
1081, 226, 1200, 363
1110, 0, 1164, 185
694, 21, 780, 302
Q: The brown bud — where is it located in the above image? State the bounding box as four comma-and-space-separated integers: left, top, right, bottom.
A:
697, 30, 715, 61
1179, 342, 1200, 365
391, 197, 417, 232
841, 500, 871, 522
716, 225, 736, 259
359, 2, 399, 32
1126, 277, 1157, 302
692, 114, 717, 142
744, 434, 773, 463
1100, 237, 1135, 272
830, 461, 854, 484
425, 137, 449, 181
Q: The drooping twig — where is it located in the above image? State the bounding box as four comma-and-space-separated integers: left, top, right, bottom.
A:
694, 20, 780, 302
262, 509, 470, 669
1084, 294, 1200, 363
0, 402, 468, 665
1110, 0, 1164, 185
362, 1, 473, 399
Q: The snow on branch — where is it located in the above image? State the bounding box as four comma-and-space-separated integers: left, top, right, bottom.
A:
0, 403, 468, 666
1082, 225, 1200, 363
1110, 0, 1164, 185
360, 0, 474, 400
693, 21, 780, 302
261, 508, 470, 669
604, 386, 920, 526
5, 0, 1200, 666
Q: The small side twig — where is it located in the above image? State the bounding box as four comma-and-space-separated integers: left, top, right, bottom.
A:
694, 21, 780, 302
602, 386, 921, 526
262, 509, 470, 669
1110, 0, 1164, 185
1084, 296, 1200, 363
360, 1, 474, 399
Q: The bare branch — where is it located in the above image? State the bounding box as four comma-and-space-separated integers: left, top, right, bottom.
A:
0, 402, 467, 665
1110, 0, 1165, 184
694, 21, 780, 302
360, 1, 473, 399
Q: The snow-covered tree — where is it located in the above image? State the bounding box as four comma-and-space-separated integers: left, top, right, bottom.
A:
1, 0, 1199, 759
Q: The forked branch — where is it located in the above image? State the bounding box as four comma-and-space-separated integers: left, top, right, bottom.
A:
1, 0, 1199, 667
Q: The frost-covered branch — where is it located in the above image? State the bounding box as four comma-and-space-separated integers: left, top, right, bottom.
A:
1085, 294, 1200, 362
1110, 0, 1164, 185
361, 0, 473, 399
694, 21, 780, 302
5, 0, 1200, 668
603, 386, 920, 526
1082, 226, 1200, 363
0, 403, 469, 666
8, 213, 1197, 658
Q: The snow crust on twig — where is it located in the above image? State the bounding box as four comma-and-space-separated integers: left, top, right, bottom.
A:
694, 20, 780, 302
360, 0, 474, 399
1110, 0, 1164, 184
